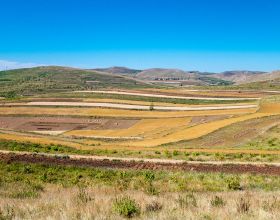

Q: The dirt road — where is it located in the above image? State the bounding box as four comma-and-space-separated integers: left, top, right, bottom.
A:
19, 101, 258, 111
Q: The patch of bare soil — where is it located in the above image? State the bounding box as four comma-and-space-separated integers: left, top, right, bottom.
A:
1, 153, 280, 175
0, 116, 138, 132
29, 98, 83, 102
189, 115, 232, 126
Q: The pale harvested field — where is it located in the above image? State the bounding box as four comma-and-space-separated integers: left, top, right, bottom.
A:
17, 101, 258, 111
83, 98, 191, 106
82, 98, 256, 107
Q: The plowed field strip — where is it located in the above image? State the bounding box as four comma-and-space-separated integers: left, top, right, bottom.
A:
1, 151, 280, 175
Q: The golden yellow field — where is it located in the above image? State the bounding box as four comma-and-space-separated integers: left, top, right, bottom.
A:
0, 106, 256, 118
0, 89, 279, 153
66, 113, 276, 147
65, 117, 192, 138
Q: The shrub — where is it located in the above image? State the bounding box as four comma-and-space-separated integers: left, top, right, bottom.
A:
146, 184, 159, 196
0, 206, 15, 220
173, 150, 180, 156
177, 193, 197, 208
113, 196, 140, 218
262, 196, 280, 212
76, 187, 93, 204
3, 91, 17, 99
149, 102, 154, 111
236, 196, 251, 214
226, 177, 242, 190
210, 196, 226, 207
143, 171, 159, 195
144, 171, 155, 182
145, 201, 162, 212
164, 150, 172, 158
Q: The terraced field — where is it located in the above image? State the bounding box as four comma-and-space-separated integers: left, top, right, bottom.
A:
0, 89, 279, 157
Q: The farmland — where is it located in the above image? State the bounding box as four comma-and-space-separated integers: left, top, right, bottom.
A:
0, 67, 280, 219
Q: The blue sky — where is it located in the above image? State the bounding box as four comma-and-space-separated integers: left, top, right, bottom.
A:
0, 0, 280, 72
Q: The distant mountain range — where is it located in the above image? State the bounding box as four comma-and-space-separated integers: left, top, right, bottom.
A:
93, 66, 280, 86
0, 66, 279, 97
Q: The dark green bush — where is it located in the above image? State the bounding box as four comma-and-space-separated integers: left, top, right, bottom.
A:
177, 193, 197, 208
226, 177, 242, 190
113, 196, 140, 218
210, 196, 226, 207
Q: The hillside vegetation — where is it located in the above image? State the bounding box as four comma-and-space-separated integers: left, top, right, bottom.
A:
0, 66, 151, 97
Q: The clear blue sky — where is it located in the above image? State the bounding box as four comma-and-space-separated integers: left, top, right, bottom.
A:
0, 0, 280, 72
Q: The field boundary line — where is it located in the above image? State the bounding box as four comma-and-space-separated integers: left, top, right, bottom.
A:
1, 150, 280, 167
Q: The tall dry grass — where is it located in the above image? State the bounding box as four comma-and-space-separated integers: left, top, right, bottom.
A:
0, 186, 280, 220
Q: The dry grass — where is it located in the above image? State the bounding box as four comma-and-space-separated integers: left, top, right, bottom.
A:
1, 186, 280, 220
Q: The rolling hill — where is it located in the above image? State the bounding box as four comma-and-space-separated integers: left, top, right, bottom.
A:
0, 66, 151, 97
135, 68, 233, 86
92, 66, 141, 75
211, 71, 269, 84
89, 66, 280, 87
237, 71, 280, 90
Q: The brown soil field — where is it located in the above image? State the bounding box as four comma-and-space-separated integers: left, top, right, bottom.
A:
188, 115, 233, 126
1, 152, 280, 175
0, 116, 138, 132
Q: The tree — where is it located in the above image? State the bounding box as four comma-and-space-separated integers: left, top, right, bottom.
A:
149, 102, 154, 111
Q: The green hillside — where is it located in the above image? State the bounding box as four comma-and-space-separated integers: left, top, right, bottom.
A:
0, 66, 151, 97
238, 78, 280, 90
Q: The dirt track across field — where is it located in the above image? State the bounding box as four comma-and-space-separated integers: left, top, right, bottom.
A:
15, 102, 258, 111
1, 150, 280, 175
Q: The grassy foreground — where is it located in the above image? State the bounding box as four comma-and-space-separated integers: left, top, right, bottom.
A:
0, 161, 280, 219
